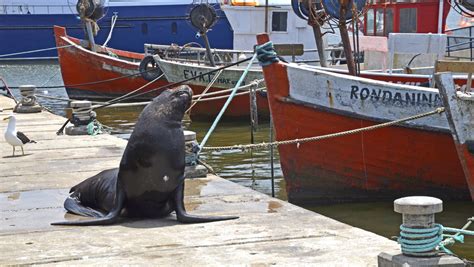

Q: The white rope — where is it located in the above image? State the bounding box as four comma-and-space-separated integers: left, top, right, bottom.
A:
191, 79, 264, 99
102, 13, 118, 48
0, 44, 74, 58
186, 69, 223, 113
194, 87, 265, 102
91, 73, 164, 109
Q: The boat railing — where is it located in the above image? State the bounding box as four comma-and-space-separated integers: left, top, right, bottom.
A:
446, 25, 474, 61
145, 43, 255, 66
144, 43, 346, 66
0, 4, 76, 15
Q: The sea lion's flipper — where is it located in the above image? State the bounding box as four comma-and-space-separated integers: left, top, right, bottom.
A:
51, 185, 125, 226
63, 196, 106, 217
173, 180, 239, 223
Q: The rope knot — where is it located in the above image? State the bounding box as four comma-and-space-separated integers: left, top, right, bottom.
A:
256, 42, 279, 67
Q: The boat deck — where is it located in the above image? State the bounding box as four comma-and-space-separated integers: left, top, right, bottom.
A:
0, 95, 399, 265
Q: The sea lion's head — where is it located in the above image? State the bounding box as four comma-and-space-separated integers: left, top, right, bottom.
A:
150, 85, 193, 122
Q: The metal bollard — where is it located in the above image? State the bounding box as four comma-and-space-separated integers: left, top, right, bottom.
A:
184, 130, 208, 178
394, 196, 443, 257
14, 85, 42, 113
378, 196, 465, 267
65, 100, 97, 135
184, 130, 198, 166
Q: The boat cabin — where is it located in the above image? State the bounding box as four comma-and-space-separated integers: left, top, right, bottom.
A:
363, 0, 450, 35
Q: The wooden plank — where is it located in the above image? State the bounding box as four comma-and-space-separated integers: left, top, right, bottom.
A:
0, 171, 107, 193
0, 146, 123, 164
0, 138, 125, 153
435, 60, 474, 73
0, 157, 121, 177
274, 44, 304, 56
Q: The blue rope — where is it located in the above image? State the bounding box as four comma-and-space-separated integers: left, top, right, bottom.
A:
199, 53, 258, 151
256, 41, 279, 66
397, 223, 474, 256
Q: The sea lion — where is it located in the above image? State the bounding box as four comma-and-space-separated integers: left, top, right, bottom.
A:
52, 85, 238, 225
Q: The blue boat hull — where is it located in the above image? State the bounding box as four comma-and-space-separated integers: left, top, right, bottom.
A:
0, 4, 233, 59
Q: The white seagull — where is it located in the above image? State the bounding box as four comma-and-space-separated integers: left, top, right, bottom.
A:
3, 115, 36, 156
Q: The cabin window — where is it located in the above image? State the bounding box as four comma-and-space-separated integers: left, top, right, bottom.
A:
385, 8, 394, 35
399, 8, 417, 33
376, 8, 384, 36
272, 11, 287, 32
366, 9, 375, 35
141, 23, 148, 35
171, 22, 178, 34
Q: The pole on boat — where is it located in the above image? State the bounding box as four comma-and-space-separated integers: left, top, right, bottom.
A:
338, 0, 356, 75
306, 0, 328, 67
189, 4, 218, 67
201, 32, 216, 67
270, 115, 275, 198
265, 0, 269, 33
76, 0, 104, 52
437, 0, 444, 34
311, 24, 328, 67
85, 21, 97, 52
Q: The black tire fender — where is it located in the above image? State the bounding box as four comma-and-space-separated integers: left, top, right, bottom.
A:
139, 55, 163, 81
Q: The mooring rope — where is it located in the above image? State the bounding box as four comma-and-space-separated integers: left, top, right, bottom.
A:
193, 87, 265, 102
199, 53, 258, 150
256, 41, 279, 66
91, 56, 254, 111
91, 73, 164, 109
0, 44, 74, 58
186, 69, 224, 114
8, 67, 160, 89
398, 217, 474, 256
439, 217, 474, 254
35, 86, 264, 107
0, 77, 18, 103
192, 79, 264, 99
56, 56, 254, 134
201, 107, 445, 151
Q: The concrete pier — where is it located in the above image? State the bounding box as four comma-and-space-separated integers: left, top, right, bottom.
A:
0, 95, 400, 265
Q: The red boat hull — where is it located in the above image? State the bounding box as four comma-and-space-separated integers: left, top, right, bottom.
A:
257, 35, 471, 204
54, 26, 169, 101
55, 26, 268, 119
275, 100, 469, 203
184, 84, 270, 119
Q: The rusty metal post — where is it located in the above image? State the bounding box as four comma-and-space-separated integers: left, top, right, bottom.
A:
338, 0, 356, 75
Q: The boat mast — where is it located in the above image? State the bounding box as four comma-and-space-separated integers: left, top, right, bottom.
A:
76, 0, 104, 52
307, 0, 328, 67
438, 0, 444, 33
338, 0, 356, 75
189, 3, 218, 67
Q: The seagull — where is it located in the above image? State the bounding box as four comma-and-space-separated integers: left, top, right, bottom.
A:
3, 115, 36, 156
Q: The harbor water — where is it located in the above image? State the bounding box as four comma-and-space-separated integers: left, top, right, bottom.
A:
1, 62, 473, 260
